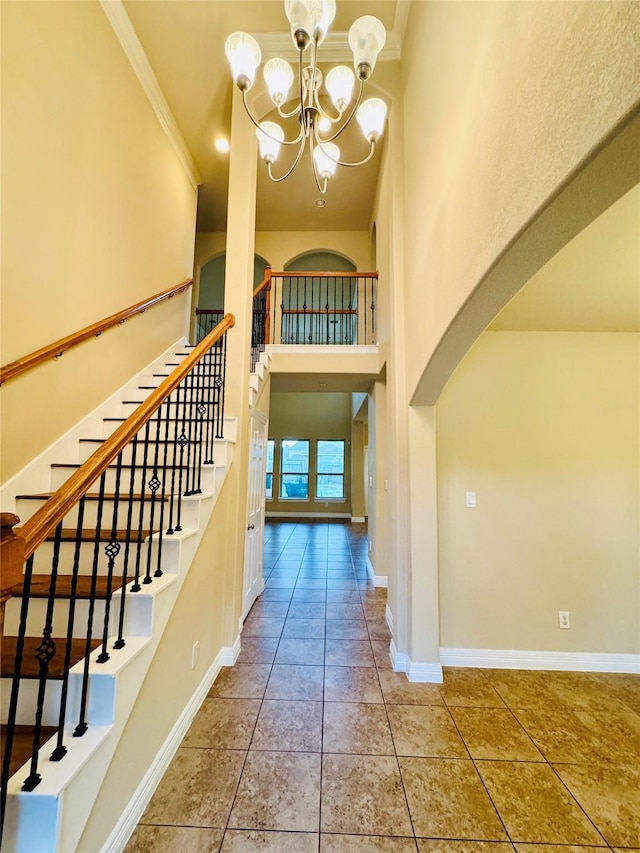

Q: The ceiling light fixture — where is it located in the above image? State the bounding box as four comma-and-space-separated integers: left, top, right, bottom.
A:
215, 137, 230, 153
225, 0, 387, 194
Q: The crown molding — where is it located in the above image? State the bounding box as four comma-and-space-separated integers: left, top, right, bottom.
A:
100, 0, 202, 189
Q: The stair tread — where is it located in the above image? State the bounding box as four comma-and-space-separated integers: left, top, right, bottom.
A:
1, 637, 101, 679
11, 574, 129, 599
1, 725, 58, 778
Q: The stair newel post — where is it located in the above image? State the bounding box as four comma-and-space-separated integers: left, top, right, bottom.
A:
154, 396, 172, 578
75, 472, 107, 737
22, 521, 64, 791
99, 452, 124, 662
53, 496, 87, 759
0, 513, 24, 638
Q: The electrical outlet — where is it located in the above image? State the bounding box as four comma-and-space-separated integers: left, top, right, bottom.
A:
369, 539, 372, 552
558, 611, 570, 629
465, 491, 476, 508
191, 640, 199, 669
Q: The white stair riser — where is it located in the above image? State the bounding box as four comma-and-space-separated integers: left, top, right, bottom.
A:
4, 597, 111, 641
31, 532, 188, 576
2, 676, 82, 727
50, 462, 218, 493
15, 492, 205, 530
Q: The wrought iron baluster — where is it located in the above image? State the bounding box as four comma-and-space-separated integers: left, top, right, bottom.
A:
204, 346, 215, 464
183, 365, 197, 496
219, 332, 228, 439
74, 472, 107, 738
155, 398, 171, 577
98, 452, 124, 662
132, 422, 151, 590
1, 553, 36, 824
364, 275, 367, 344
371, 275, 376, 343
144, 417, 162, 585
115, 436, 138, 645
193, 361, 206, 494
166, 387, 181, 535
21, 522, 64, 790
175, 372, 190, 529
52, 496, 87, 760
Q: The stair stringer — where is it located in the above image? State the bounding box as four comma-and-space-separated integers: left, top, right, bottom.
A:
2, 448, 234, 853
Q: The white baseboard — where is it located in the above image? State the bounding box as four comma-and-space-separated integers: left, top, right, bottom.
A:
366, 557, 388, 588
221, 634, 242, 666
440, 647, 640, 674
101, 643, 231, 853
385, 604, 393, 634
266, 511, 351, 519
390, 639, 443, 683
350, 516, 366, 523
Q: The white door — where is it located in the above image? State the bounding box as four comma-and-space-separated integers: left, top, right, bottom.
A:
242, 410, 268, 620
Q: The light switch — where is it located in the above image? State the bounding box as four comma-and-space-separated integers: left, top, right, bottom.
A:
465, 491, 476, 508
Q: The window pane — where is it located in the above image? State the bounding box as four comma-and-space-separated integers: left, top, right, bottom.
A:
317, 474, 344, 499
317, 440, 345, 474
282, 439, 309, 473
266, 473, 273, 500
281, 474, 309, 499
266, 439, 274, 473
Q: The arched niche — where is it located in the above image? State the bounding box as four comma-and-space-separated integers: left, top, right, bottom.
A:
284, 250, 356, 273
199, 252, 271, 308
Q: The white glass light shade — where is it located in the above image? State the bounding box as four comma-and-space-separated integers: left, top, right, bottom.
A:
264, 58, 294, 106
225, 32, 261, 89
284, 0, 314, 47
325, 65, 355, 112
256, 121, 285, 163
313, 142, 340, 179
315, 0, 336, 43
356, 97, 387, 142
348, 16, 386, 78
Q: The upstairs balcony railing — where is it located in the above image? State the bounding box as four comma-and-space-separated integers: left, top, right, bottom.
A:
196, 268, 378, 363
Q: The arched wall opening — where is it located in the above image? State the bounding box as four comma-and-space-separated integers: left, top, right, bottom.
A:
199, 252, 271, 309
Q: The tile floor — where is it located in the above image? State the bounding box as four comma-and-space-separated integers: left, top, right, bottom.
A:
127, 520, 640, 852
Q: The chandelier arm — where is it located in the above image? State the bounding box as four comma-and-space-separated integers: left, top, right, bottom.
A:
310, 140, 328, 195
242, 90, 304, 146
266, 134, 307, 183
316, 137, 377, 168
313, 88, 343, 123
277, 102, 302, 119
318, 78, 365, 144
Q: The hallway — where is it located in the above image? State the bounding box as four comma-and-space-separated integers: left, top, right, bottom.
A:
126, 520, 639, 852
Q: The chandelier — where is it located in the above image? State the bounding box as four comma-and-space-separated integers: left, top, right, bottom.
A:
224, 0, 388, 194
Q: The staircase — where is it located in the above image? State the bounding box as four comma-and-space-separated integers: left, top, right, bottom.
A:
0, 334, 271, 852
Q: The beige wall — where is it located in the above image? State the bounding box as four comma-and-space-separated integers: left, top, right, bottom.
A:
437, 331, 640, 654
1, 1, 197, 483
401, 1, 640, 404
268, 391, 353, 516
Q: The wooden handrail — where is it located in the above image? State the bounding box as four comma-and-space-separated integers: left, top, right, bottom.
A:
0, 279, 193, 386
253, 266, 272, 299
16, 314, 235, 560
269, 271, 378, 278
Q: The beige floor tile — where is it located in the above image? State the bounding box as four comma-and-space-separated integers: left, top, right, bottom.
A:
324, 666, 384, 703
126, 825, 223, 852
378, 670, 444, 705
512, 708, 605, 764
388, 704, 468, 758
288, 601, 326, 619
515, 846, 609, 853
265, 664, 324, 700
554, 762, 640, 847
208, 664, 271, 699
248, 600, 290, 618
221, 830, 318, 851
251, 699, 322, 751
141, 748, 245, 828
441, 669, 507, 708
329, 603, 366, 620
292, 589, 327, 603
327, 590, 362, 605
322, 835, 419, 851
371, 640, 393, 669
418, 843, 514, 853
450, 707, 544, 761
367, 619, 392, 641
574, 707, 640, 765
182, 698, 261, 750
483, 670, 568, 710
275, 637, 325, 665
229, 751, 321, 832
261, 588, 294, 601
592, 673, 640, 713
321, 754, 413, 836
323, 702, 395, 754
544, 671, 633, 713
326, 619, 369, 640
242, 617, 285, 638
400, 757, 507, 840
326, 639, 375, 667
476, 760, 605, 845
236, 636, 279, 664
282, 618, 326, 639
